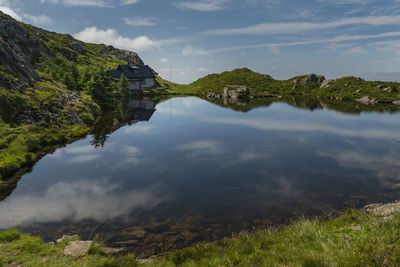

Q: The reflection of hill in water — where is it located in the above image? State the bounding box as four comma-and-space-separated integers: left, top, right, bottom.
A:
207, 96, 400, 114
0, 98, 159, 202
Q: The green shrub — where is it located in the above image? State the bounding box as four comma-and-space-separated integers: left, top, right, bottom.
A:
79, 112, 94, 124
0, 229, 21, 243
88, 242, 105, 256
101, 255, 138, 267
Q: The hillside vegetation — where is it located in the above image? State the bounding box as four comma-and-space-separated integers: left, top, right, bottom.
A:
174, 68, 400, 106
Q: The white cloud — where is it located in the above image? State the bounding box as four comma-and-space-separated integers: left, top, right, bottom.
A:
0, 5, 22, 20
160, 57, 169, 63
205, 15, 400, 35
73, 27, 159, 52
182, 45, 209, 55
74, 27, 187, 52
40, 0, 111, 7
120, 0, 139, 5
174, 0, 228, 11
23, 13, 53, 25
343, 46, 368, 54
0, 2, 52, 25
40, 0, 139, 7
196, 67, 208, 72
123, 17, 156, 26
181, 31, 400, 56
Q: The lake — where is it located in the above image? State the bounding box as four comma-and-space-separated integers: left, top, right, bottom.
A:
1, 96, 400, 257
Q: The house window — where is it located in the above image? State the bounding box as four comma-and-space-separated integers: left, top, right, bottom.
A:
140, 79, 145, 85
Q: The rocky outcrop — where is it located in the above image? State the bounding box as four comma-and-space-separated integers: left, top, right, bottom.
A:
101, 46, 143, 66
376, 84, 398, 93
302, 74, 325, 85
223, 86, 249, 99
0, 13, 44, 90
63, 241, 93, 256
365, 201, 400, 217
320, 79, 334, 89
393, 100, 400, 105
355, 96, 376, 105
292, 74, 326, 90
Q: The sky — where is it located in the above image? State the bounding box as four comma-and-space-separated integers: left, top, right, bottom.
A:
1, 0, 400, 83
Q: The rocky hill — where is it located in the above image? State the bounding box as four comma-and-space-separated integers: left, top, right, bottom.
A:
183, 68, 400, 107
0, 11, 142, 92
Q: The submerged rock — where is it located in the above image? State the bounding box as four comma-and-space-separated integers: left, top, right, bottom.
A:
63, 241, 93, 256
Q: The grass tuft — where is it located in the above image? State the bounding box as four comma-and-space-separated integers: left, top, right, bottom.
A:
0, 229, 21, 243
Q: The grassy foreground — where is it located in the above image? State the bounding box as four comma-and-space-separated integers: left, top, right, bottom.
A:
1, 209, 400, 266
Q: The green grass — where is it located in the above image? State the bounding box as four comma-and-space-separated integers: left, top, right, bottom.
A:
0, 231, 138, 267
1, 209, 400, 266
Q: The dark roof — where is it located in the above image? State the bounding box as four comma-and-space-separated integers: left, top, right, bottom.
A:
107, 65, 155, 80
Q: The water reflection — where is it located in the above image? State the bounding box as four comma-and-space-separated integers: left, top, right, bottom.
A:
2, 96, 400, 257
91, 98, 156, 148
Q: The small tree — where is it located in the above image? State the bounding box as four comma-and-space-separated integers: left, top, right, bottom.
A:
119, 74, 130, 98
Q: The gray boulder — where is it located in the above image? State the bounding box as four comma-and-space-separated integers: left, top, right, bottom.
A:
223, 86, 249, 99
365, 201, 400, 217
355, 96, 376, 105
320, 79, 334, 89
63, 241, 93, 256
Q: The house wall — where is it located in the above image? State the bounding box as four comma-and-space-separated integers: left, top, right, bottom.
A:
125, 78, 155, 90
142, 78, 155, 88
129, 80, 140, 90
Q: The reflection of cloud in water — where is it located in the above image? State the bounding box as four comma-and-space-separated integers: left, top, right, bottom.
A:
181, 97, 205, 108
204, 117, 400, 140
47, 143, 149, 167
0, 180, 170, 228
122, 145, 146, 166
68, 154, 101, 163
174, 140, 224, 156
223, 149, 264, 167
49, 144, 101, 163
317, 144, 400, 180
123, 125, 155, 134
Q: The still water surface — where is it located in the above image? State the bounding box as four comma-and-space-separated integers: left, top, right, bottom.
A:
2, 97, 400, 256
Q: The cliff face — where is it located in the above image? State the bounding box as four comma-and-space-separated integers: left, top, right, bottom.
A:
0, 11, 143, 91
